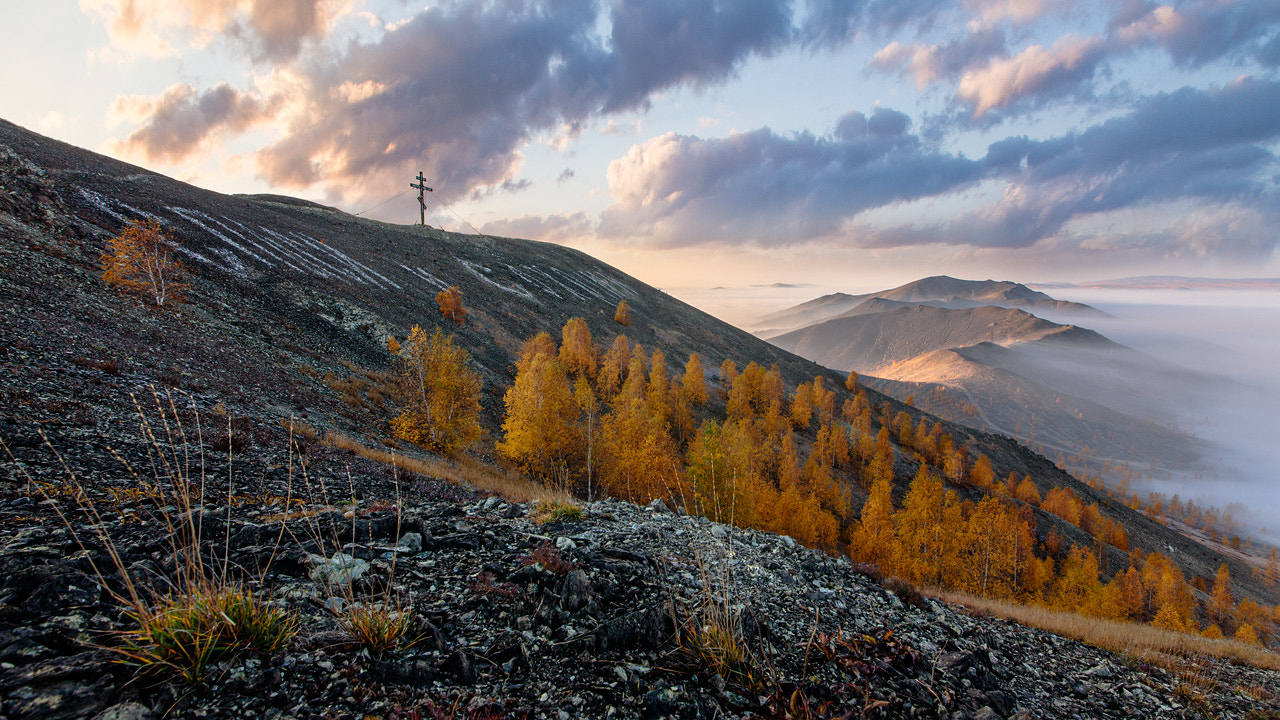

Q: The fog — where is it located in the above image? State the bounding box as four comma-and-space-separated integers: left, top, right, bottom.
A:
1040, 287, 1280, 541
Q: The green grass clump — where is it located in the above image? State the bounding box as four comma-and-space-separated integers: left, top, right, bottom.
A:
533, 498, 583, 524
341, 601, 414, 654
122, 583, 297, 684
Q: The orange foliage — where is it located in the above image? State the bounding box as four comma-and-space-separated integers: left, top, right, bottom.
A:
613, 299, 631, 326
101, 219, 189, 306
436, 285, 467, 323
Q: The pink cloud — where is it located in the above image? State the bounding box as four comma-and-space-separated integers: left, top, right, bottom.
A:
956, 35, 1106, 116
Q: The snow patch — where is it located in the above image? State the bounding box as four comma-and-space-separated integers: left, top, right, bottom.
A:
459, 259, 535, 300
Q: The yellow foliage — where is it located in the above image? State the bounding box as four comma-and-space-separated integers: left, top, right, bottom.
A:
390, 325, 483, 455
497, 351, 581, 484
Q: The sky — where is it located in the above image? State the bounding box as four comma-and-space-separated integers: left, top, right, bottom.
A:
3, 0, 1280, 301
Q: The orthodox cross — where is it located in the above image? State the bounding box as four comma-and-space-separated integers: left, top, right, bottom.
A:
411, 172, 433, 226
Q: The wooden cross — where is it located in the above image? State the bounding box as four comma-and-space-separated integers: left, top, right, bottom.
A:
410, 171, 433, 226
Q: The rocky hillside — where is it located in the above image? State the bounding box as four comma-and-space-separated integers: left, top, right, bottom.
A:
2, 118, 1278, 718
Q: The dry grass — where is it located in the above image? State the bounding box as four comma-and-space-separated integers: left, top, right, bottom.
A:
935, 589, 1280, 672
4, 389, 300, 684
304, 425, 569, 505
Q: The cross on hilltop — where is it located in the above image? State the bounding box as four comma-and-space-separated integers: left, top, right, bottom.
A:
411, 171, 433, 226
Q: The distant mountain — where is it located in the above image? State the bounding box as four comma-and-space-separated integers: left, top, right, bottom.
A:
752, 275, 1106, 336
766, 288, 1202, 473
769, 305, 1114, 375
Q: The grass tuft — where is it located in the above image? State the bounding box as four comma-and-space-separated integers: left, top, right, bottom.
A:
341, 601, 414, 654
532, 498, 583, 524
122, 583, 296, 684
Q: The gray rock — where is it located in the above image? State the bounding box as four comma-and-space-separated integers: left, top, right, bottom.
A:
93, 702, 157, 720
561, 568, 594, 612
306, 552, 370, 587
647, 497, 672, 514
396, 532, 423, 554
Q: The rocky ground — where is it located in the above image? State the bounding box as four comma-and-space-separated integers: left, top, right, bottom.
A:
2, 421, 1278, 720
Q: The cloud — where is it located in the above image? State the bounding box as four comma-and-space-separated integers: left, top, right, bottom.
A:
955, 35, 1106, 116
800, 0, 953, 47
109, 82, 271, 163
557, 168, 576, 183
598, 107, 984, 246
80, 0, 342, 62
599, 77, 1280, 255
480, 211, 595, 241
604, 0, 795, 112
248, 0, 812, 204
871, 29, 1006, 88
961, 0, 1061, 27
1113, 1, 1280, 67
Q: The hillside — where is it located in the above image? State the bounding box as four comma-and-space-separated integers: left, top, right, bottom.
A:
1, 119, 1278, 718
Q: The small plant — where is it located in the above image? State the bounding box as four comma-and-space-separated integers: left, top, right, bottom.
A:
532, 498, 583, 524
101, 219, 189, 306
341, 601, 414, 654
388, 335, 402, 354
679, 601, 768, 692
470, 571, 519, 599
522, 542, 581, 575
5, 389, 300, 685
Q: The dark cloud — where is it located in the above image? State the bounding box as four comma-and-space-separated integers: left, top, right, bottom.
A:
602, 78, 1280, 253
557, 168, 576, 183
1113, 0, 1280, 67
598, 108, 984, 246
253, 0, 807, 201
112, 82, 268, 163
604, 0, 794, 112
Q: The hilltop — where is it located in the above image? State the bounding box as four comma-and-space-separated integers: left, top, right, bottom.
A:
1, 119, 1278, 719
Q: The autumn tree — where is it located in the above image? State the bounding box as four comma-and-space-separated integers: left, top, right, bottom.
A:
851, 476, 896, 570
894, 467, 963, 587
681, 353, 708, 406
613, 299, 632, 327
574, 378, 599, 500
559, 317, 598, 380
101, 219, 189, 306
497, 349, 581, 485
436, 285, 467, 323
387, 336, 401, 354
672, 353, 707, 442
596, 335, 631, 400
391, 325, 483, 455
1209, 563, 1234, 624
790, 381, 813, 430
845, 370, 859, 392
